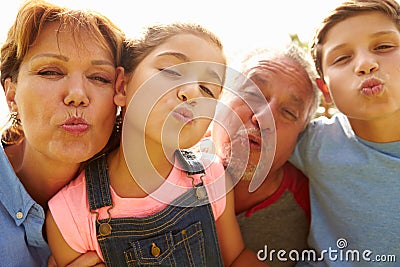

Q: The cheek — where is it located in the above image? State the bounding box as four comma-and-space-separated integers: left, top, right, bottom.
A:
276, 127, 299, 154
96, 105, 117, 130
211, 123, 230, 153
16, 95, 54, 128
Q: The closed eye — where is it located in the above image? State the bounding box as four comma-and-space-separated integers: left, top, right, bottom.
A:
38, 69, 63, 77
282, 109, 299, 121
332, 55, 351, 65
199, 84, 215, 98
88, 75, 112, 84
375, 44, 396, 51
160, 68, 181, 77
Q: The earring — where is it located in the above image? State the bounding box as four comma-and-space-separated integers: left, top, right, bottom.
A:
2, 111, 24, 145
115, 113, 122, 133
10, 111, 21, 127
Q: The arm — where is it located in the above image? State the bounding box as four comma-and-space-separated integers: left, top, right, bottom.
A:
216, 188, 270, 266
48, 252, 105, 267
46, 210, 92, 267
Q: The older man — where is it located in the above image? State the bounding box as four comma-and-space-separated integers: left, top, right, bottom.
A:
209, 44, 320, 267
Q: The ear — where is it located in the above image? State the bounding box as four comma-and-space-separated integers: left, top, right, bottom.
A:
4, 78, 17, 112
114, 67, 127, 107
316, 78, 333, 105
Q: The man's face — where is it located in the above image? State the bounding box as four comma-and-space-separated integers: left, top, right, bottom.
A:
212, 56, 314, 182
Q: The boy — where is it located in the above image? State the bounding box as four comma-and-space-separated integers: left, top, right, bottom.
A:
290, 0, 400, 266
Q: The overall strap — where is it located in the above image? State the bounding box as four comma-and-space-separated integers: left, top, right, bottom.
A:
174, 149, 205, 175
85, 154, 113, 211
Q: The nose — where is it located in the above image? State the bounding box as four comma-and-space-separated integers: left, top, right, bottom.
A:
355, 51, 379, 76
177, 83, 201, 102
63, 76, 89, 107
251, 104, 274, 131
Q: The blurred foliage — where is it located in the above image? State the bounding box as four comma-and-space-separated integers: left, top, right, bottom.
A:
289, 33, 338, 118
289, 34, 309, 51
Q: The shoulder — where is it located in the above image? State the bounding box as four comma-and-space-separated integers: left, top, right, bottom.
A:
48, 171, 89, 216
200, 151, 224, 173
309, 113, 350, 132
47, 171, 95, 253
196, 151, 227, 219
0, 144, 36, 221
298, 113, 352, 146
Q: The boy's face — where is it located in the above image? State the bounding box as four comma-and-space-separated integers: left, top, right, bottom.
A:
321, 12, 400, 122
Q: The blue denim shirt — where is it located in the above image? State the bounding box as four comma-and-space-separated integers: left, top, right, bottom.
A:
0, 145, 50, 267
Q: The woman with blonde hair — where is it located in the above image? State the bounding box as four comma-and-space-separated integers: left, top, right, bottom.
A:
0, 0, 125, 265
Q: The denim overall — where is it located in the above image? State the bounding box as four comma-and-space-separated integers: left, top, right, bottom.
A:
85, 150, 224, 267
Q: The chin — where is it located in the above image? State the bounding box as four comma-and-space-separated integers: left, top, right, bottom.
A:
52, 145, 95, 164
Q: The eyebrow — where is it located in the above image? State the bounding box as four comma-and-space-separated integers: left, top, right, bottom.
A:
247, 75, 306, 105
31, 53, 68, 62
157, 51, 189, 61
371, 30, 398, 38
30, 53, 114, 66
289, 94, 305, 107
326, 30, 399, 56
157, 51, 224, 85
207, 68, 223, 86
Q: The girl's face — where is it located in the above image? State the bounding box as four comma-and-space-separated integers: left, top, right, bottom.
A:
7, 22, 122, 163
122, 34, 226, 150
321, 12, 400, 122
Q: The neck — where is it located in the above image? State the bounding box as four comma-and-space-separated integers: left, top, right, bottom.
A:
107, 139, 175, 198
349, 111, 400, 142
234, 166, 284, 214
146, 141, 175, 179
6, 141, 80, 209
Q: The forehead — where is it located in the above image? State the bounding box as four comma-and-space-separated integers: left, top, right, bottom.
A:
147, 34, 225, 64
246, 56, 313, 98
31, 22, 102, 50
323, 12, 399, 50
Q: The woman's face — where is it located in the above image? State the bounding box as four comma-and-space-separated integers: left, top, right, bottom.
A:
7, 22, 122, 163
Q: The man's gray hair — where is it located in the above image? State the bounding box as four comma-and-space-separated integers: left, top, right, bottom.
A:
237, 44, 321, 123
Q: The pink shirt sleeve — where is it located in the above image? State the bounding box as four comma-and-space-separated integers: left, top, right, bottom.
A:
47, 153, 227, 261
200, 152, 227, 220
48, 172, 101, 256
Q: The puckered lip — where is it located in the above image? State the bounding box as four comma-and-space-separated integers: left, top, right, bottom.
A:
360, 78, 382, 89
172, 107, 194, 123
360, 78, 384, 97
61, 117, 89, 134
247, 132, 261, 146
62, 117, 88, 125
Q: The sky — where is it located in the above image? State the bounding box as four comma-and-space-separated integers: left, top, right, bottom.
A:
0, 0, 344, 123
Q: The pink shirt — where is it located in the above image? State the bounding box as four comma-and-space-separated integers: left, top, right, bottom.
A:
48, 155, 226, 260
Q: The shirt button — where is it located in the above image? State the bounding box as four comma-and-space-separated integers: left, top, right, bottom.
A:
16, 211, 24, 219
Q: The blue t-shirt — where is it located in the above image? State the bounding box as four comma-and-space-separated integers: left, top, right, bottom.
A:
290, 113, 400, 267
0, 144, 50, 266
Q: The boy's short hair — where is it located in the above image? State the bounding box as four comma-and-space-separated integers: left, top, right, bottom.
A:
310, 0, 400, 80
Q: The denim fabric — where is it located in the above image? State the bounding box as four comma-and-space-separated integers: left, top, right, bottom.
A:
85, 154, 223, 267
0, 144, 50, 267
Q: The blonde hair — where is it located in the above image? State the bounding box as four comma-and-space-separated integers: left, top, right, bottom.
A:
1, 0, 125, 144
